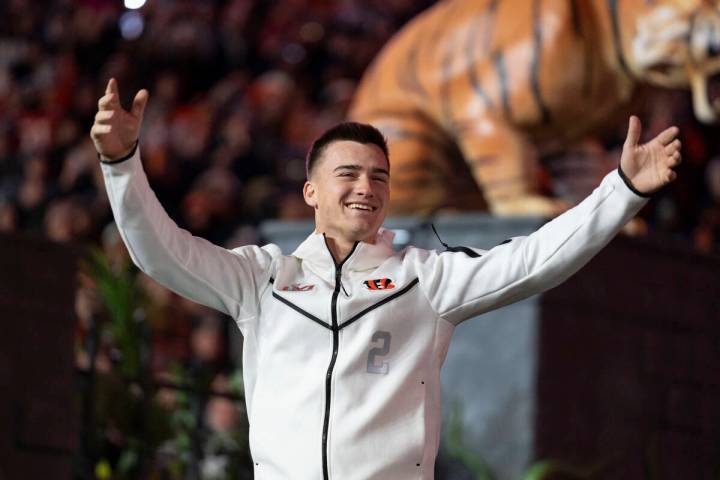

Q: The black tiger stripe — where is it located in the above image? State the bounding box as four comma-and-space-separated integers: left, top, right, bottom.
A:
452, 118, 482, 134
493, 51, 512, 119
575, 0, 595, 97
465, 1, 497, 110
569, 0, 582, 36
440, 38, 456, 126
531, 0, 551, 124
427, 1, 458, 59
440, 0, 464, 127
608, 0, 634, 78
483, 0, 500, 51
364, 279, 379, 290
398, 36, 430, 98
381, 126, 461, 161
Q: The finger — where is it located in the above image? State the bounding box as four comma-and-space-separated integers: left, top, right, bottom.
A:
655, 126, 679, 145
669, 151, 682, 166
624, 115, 641, 147
106, 77, 119, 96
98, 93, 119, 110
90, 124, 112, 137
94, 109, 115, 124
131, 89, 149, 120
667, 170, 677, 182
664, 139, 681, 154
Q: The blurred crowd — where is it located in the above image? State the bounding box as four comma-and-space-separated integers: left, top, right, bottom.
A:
0, 0, 436, 248
1, 0, 719, 477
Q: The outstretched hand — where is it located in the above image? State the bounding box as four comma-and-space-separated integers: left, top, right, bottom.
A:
90, 78, 148, 161
620, 115, 681, 195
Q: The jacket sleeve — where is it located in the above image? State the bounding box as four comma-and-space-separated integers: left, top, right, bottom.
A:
414, 169, 649, 325
100, 149, 277, 330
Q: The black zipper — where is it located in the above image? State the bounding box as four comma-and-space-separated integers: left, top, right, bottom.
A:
321, 237, 359, 480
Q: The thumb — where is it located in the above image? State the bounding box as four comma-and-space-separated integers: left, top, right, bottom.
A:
106, 77, 119, 96
131, 89, 149, 120
624, 115, 641, 147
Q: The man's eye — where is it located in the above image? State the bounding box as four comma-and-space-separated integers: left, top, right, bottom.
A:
373, 176, 388, 183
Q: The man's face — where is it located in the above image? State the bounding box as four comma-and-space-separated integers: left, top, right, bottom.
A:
303, 140, 390, 244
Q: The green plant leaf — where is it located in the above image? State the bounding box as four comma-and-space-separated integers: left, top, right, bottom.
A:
444, 399, 495, 480
522, 458, 611, 480
117, 448, 139, 474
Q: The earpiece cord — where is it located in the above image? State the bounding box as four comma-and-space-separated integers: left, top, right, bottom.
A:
430, 223, 450, 249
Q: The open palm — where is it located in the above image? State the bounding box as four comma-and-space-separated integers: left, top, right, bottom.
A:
619, 116, 682, 195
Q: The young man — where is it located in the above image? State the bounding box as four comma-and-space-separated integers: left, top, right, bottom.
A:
92, 79, 681, 479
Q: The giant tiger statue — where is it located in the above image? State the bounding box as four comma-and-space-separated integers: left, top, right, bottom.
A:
349, 0, 720, 216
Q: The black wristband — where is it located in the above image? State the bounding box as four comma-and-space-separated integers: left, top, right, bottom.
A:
98, 140, 138, 165
617, 164, 654, 198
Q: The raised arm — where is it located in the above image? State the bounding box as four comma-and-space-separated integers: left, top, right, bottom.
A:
91, 79, 276, 326
416, 116, 682, 325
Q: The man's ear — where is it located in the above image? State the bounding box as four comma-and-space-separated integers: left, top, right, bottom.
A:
303, 181, 318, 209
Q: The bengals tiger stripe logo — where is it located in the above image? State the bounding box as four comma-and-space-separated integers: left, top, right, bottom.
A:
363, 278, 395, 290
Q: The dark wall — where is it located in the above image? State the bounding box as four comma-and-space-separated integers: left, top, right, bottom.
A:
537, 236, 720, 479
0, 234, 78, 479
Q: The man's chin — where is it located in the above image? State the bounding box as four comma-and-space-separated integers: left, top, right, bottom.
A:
347, 222, 380, 243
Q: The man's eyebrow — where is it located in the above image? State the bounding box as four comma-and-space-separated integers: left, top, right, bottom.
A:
333, 165, 390, 176
333, 164, 362, 172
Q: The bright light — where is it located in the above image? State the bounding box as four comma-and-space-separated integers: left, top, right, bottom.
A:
119, 11, 144, 40
124, 0, 146, 9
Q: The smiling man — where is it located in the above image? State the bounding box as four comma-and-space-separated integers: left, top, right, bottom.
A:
92, 78, 681, 479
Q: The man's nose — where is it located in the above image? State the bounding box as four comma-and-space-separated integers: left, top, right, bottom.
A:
354, 175, 375, 196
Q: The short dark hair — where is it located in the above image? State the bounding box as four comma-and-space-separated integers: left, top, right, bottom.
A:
305, 122, 389, 178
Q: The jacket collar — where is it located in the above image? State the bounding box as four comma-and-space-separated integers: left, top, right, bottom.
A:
292, 227, 395, 276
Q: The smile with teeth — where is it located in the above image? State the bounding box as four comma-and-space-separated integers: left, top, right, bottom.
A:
347, 203, 377, 212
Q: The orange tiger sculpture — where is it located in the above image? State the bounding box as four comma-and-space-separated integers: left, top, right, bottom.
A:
349, 0, 720, 216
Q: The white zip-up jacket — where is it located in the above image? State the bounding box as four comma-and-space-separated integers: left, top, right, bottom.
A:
101, 149, 648, 479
